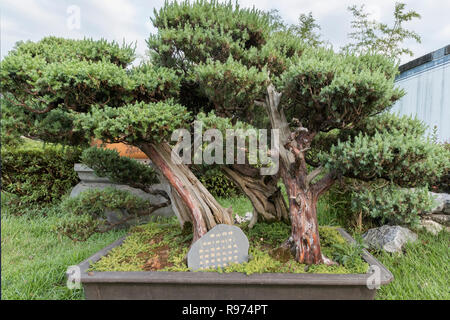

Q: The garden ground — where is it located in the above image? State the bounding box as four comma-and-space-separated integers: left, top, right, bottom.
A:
1, 195, 449, 300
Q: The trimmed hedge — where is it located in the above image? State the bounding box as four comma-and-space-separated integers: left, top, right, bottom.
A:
1, 140, 81, 204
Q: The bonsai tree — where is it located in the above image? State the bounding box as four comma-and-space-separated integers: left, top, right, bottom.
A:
0, 36, 234, 243
146, 1, 449, 264
2, 1, 448, 265
147, 1, 308, 225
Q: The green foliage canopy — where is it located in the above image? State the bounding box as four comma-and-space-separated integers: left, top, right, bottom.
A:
0, 37, 180, 145
81, 147, 159, 187
1, 1, 448, 231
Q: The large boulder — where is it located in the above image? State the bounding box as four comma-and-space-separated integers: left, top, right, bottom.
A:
427, 192, 450, 214
363, 225, 417, 253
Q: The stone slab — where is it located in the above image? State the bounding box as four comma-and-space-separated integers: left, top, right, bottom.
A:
187, 224, 249, 271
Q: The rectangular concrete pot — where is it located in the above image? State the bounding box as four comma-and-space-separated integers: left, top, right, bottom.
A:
75, 229, 393, 300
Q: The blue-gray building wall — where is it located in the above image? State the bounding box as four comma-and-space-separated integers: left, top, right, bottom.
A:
392, 45, 450, 142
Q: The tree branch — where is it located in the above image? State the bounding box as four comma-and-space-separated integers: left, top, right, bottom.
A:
4, 93, 54, 114
254, 100, 266, 107
306, 166, 323, 188
312, 169, 338, 197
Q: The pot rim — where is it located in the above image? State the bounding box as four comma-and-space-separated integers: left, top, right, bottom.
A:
75, 228, 393, 286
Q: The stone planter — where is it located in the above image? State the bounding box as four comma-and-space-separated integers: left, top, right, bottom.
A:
74, 229, 393, 300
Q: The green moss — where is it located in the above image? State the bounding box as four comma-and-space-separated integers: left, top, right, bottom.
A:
91, 218, 368, 274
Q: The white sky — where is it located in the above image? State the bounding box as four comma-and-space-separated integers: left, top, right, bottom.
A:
1, 0, 449, 64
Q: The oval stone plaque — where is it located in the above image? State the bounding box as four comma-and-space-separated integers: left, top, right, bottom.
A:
187, 224, 249, 271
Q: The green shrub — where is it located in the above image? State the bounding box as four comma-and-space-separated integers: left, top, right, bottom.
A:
350, 184, 433, 226
323, 179, 435, 230
328, 235, 368, 270
1, 141, 81, 204
81, 147, 159, 188
0, 96, 26, 147
54, 212, 101, 242
430, 141, 450, 193
195, 167, 241, 198
57, 188, 155, 240
61, 187, 151, 218
316, 114, 449, 231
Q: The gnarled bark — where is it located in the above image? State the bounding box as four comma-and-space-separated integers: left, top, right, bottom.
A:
170, 187, 193, 227
222, 164, 289, 227
260, 84, 337, 264
140, 142, 233, 242
284, 179, 322, 264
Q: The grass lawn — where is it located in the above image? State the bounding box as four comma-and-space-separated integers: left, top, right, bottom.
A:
1, 194, 448, 299
373, 230, 449, 300
1, 201, 126, 300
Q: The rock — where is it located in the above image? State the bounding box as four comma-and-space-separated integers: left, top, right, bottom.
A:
428, 192, 450, 214
235, 211, 253, 224
363, 225, 417, 253
187, 224, 249, 271
419, 219, 443, 235
427, 214, 450, 226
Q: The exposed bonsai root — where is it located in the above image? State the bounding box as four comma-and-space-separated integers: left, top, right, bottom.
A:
222, 165, 289, 224
321, 254, 338, 266
248, 209, 258, 228
269, 237, 296, 262
270, 238, 337, 266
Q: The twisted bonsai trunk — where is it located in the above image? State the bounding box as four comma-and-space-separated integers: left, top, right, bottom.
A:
222, 164, 289, 227
282, 176, 322, 264
261, 84, 337, 264
140, 142, 233, 242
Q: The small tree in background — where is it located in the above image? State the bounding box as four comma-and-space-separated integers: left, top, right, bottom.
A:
288, 12, 323, 47
342, 2, 421, 62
